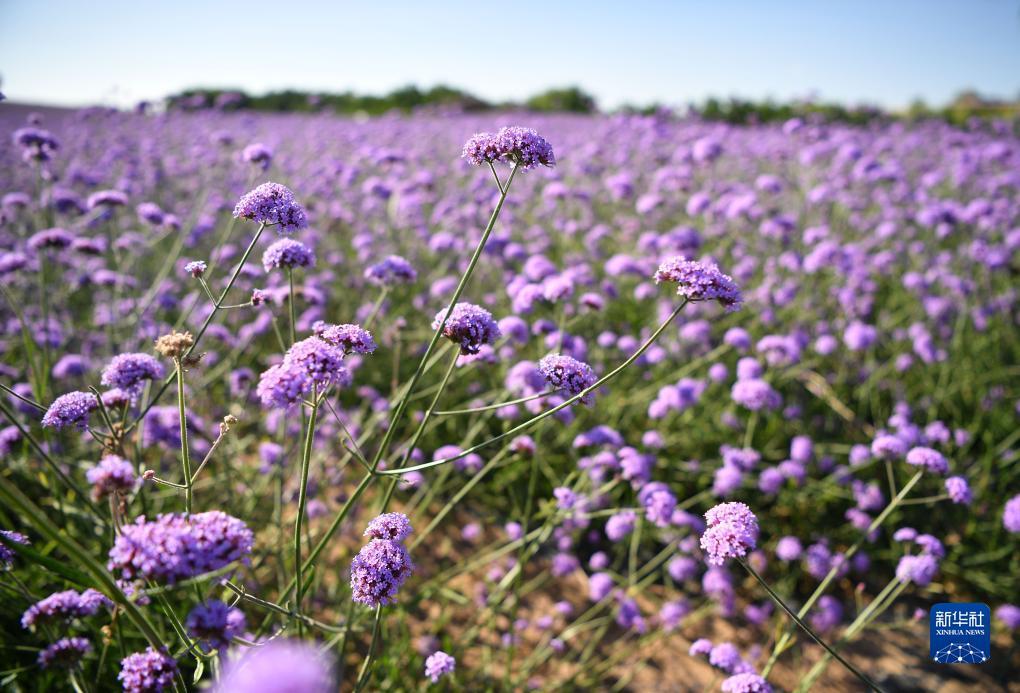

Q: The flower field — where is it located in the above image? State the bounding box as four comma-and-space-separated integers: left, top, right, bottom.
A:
1, 104, 1018, 691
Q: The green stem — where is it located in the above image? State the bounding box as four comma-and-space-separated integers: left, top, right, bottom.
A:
433, 390, 556, 416
377, 300, 689, 476
288, 268, 297, 345
354, 605, 383, 692
763, 470, 923, 675
175, 360, 193, 513
366, 163, 519, 475
740, 559, 883, 692
0, 476, 164, 649
125, 222, 266, 434
293, 387, 320, 635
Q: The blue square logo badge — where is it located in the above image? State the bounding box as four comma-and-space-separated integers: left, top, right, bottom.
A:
930, 603, 991, 664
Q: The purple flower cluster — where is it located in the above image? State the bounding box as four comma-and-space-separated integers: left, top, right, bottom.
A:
424, 650, 456, 683
38, 637, 92, 669
351, 514, 415, 607
185, 599, 246, 651
700, 502, 760, 565
257, 335, 352, 408
364, 255, 417, 286
538, 353, 597, 404
100, 353, 165, 398
364, 512, 414, 542
721, 673, 773, 693
233, 182, 308, 233
42, 390, 98, 430
183, 260, 207, 277
262, 237, 315, 272
905, 446, 949, 474
314, 322, 377, 355
108, 511, 253, 583
1004, 494, 1020, 533
214, 640, 334, 693
22, 588, 111, 629
0, 530, 29, 568
86, 455, 137, 499
433, 302, 501, 355
654, 256, 743, 312
462, 126, 555, 170
119, 648, 178, 693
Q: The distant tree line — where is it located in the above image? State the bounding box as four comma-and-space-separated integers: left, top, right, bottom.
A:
164, 85, 1019, 126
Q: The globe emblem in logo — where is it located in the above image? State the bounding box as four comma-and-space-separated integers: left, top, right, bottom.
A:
933, 642, 987, 664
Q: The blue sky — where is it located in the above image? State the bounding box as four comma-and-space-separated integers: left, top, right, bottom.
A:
1, 0, 1018, 109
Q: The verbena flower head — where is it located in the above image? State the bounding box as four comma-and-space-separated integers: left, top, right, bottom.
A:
215, 639, 334, 693
28, 227, 75, 250
242, 142, 273, 170
87, 189, 129, 209
365, 255, 417, 286
462, 126, 555, 170
433, 303, 501, 355
538, 353, 597, 404
1004, 495, 1020, 533
364, 513, 414, 542
256, 362, 310, 409
721, 673, 773, 693
185, 600, 246, 652
905, 446, 949, 475
184, 260, 206, 278
22, 588, 111, 629
42, 391, 98, 430
0, 530, 29, 569
233, 182, 308, 233
944, 476, 972, 505
283, 337, 349, 389
39, 637, 91, 669
108, 512, 253, 583
654, 257, 743, 312
424, 650, 456, 683
895, 553, 939, 586
314, 322, 377, 355
350, 538, 414, 606
86, 455, 137, 500
101, 353, 165, 399
13, 126, 59, 161
262, 238, 315, 272
700, 502, 760, 565
119, 648, 178, 693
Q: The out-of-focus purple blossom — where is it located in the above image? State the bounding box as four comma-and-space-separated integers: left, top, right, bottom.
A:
215, 639, 333, 693
895, 554, 939, 586
262, 238, 315, 272
108, 512, 253, 583
86, 455, 137, 500
425, 650, 456, 683
22, 588, 110, 629
38, 637, 92, 669
101, 353, 164, 398
721, 673, 773, 693
186, 600, 246, 652
905, 446, 949, 474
